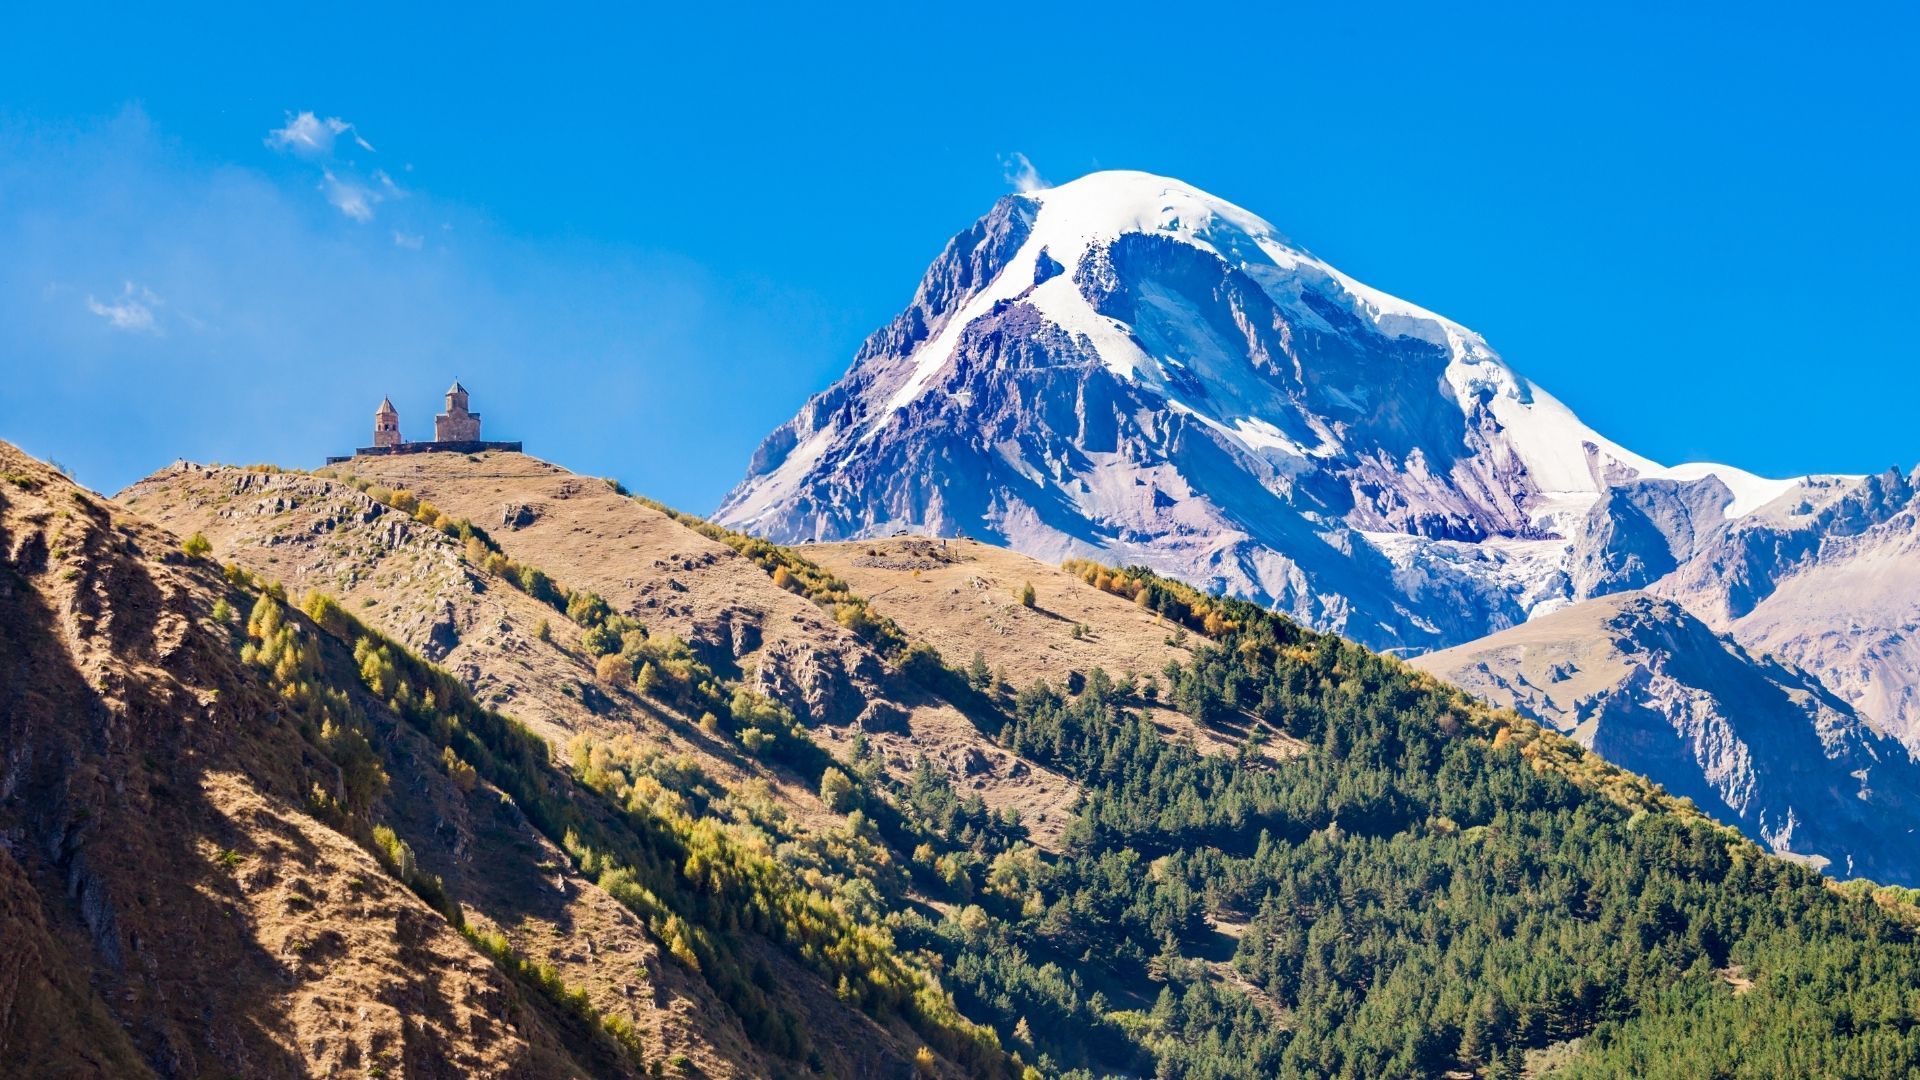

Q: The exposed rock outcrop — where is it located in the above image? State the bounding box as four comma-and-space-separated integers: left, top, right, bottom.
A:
1657, 467, 1920, 745
1413, 592, 1920, 883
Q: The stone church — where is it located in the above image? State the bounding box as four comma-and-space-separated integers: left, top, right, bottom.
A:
434, 380, 482, 442
373, 396, 403, 448
329, 380, 521, 463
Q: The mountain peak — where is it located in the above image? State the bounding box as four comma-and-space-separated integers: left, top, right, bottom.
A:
1015, 169, 1299, 253
719, 173, 1815, 650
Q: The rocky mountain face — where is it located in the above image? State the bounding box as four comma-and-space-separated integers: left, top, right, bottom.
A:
717, 171, 1807, 654
1558, 462, 1920, 747
720, 170, 1916, 748
1654, 467, 1920, 745
1413, 592, 1920, 883
1567, 474, 1744, 597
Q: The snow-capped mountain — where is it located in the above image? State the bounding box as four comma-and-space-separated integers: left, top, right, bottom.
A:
718, 170, 1811, 651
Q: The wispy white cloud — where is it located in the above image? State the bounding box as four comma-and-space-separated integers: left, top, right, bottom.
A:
391, 230, 424, 250
266, 111, 372, 158
321, 170, 379, 222
84, 281, 163, 334
1000, 152, 1049, 194
270, 110, 396, 222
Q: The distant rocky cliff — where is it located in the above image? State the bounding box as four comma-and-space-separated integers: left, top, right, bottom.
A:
1415, 591, 1920, 883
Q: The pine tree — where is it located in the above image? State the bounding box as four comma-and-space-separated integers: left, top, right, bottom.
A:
968, 648, 991, 689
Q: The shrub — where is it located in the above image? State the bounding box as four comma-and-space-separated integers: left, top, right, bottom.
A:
372, 824, 418, 883
1018, 581, 1036, 608
517, 565, 561, 607
897, 642, 946, 685
967, 649, 991, 690
566, 590, 613, 627
595, 652, 632, 685
301, 591, 352, 637
181, 532, 213, 558
442, 747, 479, 793
819, 767, 856, 812
582, 624, 622, 657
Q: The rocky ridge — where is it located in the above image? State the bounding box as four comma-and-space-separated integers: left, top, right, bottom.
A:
1414, 591, 1920, 883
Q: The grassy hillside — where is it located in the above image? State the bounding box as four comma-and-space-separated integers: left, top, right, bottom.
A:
0, 445, 640, 1077
89, 448, 1920, 1078
10, 443, 1003, 1079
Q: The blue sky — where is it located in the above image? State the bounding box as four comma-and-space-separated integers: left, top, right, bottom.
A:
2, 3, 1914, 511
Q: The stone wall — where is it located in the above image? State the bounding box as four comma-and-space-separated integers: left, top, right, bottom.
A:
328, 439, 523, 465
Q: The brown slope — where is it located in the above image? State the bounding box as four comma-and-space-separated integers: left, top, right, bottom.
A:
282, 450, 1081, 848
118, 461, 800, 800
806, 538, 1305, 761
115, 458, 985, 1077
114, 463, 820, 1075
329, 452, 886, 725
0, 443, 619, 1078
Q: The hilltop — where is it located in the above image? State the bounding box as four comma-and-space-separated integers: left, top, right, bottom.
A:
125, 451, 1082, 849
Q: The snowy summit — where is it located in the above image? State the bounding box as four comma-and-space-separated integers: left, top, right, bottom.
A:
719, 170, 1820, 649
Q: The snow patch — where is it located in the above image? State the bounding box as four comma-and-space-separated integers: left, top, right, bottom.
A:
1648, 461, 1801, 519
